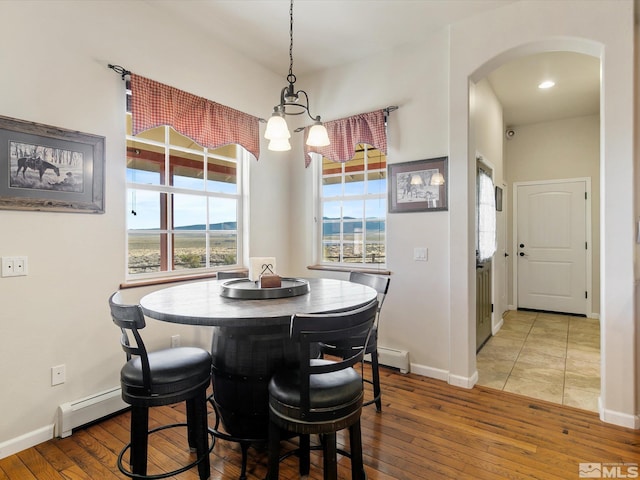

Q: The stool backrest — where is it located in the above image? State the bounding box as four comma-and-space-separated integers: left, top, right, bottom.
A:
290, 299, 378, 416
349, 271, 390, 321
108, 292, 152, 392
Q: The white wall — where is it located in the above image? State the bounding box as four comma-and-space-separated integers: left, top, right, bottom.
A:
298, 34, 454, 378
0, 0, 292, 450
505, 115, 601, 315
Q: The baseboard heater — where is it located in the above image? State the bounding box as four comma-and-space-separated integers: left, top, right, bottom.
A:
56, 387, 128, 438
377, 346, 409, 373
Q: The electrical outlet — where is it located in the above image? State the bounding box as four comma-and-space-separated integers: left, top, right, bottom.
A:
1, 256, 28, 277
51, 364, 66, 386
171, 335, 181, 348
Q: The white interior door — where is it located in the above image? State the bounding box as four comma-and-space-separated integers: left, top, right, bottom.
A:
516, 180, 587, 315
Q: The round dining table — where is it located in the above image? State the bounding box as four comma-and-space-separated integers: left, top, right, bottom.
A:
139, 277, 377, 443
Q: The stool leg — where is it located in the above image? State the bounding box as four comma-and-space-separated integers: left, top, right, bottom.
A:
192, 390, 211, 480
371, 350, 382, 412
266, 420, 280, 480
322, 433, 337, 480
130, 405, 149, 475
186, 397, 197, 451
349, 420, 365, 480
239, 442, 249, 480
298, 434, 310, 476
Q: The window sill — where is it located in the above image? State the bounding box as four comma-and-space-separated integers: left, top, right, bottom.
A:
306, 264, 391, 276
120, 270, 248, 289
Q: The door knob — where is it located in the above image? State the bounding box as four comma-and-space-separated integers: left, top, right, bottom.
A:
519, 243, 525, 248
505, 252, 510, 257
519, 252, 525, 256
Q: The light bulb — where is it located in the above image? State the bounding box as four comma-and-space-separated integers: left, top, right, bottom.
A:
264, 113, 291, 140
268, 137, 292, 151
306, 123, 330, 147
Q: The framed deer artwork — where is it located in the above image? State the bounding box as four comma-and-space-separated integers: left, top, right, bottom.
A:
0, 115, 105, 213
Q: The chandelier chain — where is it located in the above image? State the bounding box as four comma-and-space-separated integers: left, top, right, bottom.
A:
287, 0, 295, 84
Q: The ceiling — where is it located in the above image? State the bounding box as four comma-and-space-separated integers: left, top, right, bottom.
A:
147, 0, 600, 127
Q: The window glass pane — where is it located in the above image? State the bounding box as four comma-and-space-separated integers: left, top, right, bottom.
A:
322, 200, 341, 219
322, 242, 340, 263
127, 141, 163, 185
322, 176, 342, 197
173, 194, 206, 228
367, 172, 386, 195
207, 157, 237, 193
127, 189, 163, 230
170, 149, 204, 190
209, 197, 237, 227
342, 200, 363, 219
173, 232, 206, 270
322, 157, 342, 176
366, 146, 386, 171
365, 242, 385, 264
128, 232, 164, 274
344, 173, 365, 196
343, 151, 365, 196
343, 220, 363, 263
365, 198, 386, 221
210, 232, 237, 267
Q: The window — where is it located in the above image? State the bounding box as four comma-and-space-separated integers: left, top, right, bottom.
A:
319, 144, 387, 266
126, 115, 245, 278
476, 163, 496, 263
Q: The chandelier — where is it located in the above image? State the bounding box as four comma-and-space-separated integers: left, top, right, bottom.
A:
264, 0, 330, 152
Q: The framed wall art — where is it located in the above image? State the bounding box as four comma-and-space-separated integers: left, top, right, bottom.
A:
0, 115, 105, 213
388, 156, 448, 213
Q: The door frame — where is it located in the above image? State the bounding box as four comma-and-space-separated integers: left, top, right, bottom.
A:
512, 177, 592, 316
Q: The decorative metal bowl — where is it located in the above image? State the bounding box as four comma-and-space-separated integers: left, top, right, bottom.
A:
219, 277, 310, 300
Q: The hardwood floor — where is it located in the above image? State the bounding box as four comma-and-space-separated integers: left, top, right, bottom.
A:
2, 365, 639, 479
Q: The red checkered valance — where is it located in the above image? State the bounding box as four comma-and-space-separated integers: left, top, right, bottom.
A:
130, 74, 260, 160
303, 109, 387, 167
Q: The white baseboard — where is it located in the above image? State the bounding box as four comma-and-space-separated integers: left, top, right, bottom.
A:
409, 363, 478, 389
409, 363, 448, 381
599, 401, 640, 429
588, 312, 600, 320
0, 424, 54, 460
449, 370, 478, 389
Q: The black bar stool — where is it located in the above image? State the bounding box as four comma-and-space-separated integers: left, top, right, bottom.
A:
109, 292, 214, 480
266, 299, 378, 480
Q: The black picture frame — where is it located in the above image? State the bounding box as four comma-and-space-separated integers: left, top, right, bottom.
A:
0, 115, 105, 213
495, 186, 503, 211
388, 156, 448, 213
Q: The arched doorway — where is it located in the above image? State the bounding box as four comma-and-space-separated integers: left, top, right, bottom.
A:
447, 2, 636, 428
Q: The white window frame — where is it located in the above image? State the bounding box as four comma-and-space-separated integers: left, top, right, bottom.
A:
125, 119, 247, 281
316, 145, 387, 268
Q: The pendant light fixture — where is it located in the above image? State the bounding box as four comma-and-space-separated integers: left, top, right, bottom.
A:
265, 0, 330, 152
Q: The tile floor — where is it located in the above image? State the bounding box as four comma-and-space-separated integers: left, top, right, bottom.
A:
476, 309, 601, 412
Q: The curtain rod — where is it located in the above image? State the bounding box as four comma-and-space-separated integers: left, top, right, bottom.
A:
291, 106, 399, 132
108, 64, 131, 80
108, 64, 398, 128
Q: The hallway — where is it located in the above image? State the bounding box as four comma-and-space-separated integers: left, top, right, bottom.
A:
476, 310, 600, 412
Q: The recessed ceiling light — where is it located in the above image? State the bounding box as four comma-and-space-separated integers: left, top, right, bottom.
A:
538, 80, 555, 89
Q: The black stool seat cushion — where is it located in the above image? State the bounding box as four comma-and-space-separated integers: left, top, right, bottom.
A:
122, 347, 212, 397
269, 359, 362, 418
